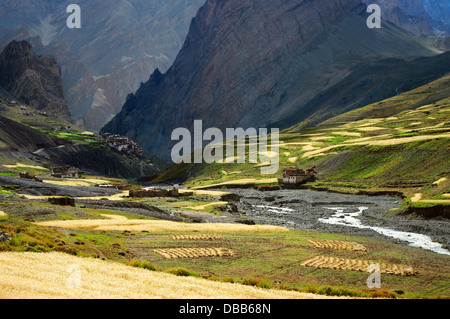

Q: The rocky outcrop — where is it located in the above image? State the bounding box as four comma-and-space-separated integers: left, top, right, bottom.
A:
0, 0, 205, 131
102, 0, 440, 162
0, 41, 70, 119
421, 0, 450, 35
0, 231, 12, 243
0, 175, 121, 198
32, 143, 158, 180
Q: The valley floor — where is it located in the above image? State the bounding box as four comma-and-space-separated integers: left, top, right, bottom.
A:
0, 181, 449, 299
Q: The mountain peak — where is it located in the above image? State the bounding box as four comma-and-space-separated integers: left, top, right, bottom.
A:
0, 40, 70, 119
2, 40, 34, 58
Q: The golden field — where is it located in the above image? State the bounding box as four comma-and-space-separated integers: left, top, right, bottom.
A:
0, 252, 337, 299
35, 214, 289, 233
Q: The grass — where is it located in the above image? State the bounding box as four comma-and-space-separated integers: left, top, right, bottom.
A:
150, 76, 449, 203
0, 198, 448, 299
128, 230, 450, 299
165, 267, 198, 277
129, 259, 157, 271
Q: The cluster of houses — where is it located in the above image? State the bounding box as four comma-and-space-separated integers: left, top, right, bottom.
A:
22, 110, 49, 117
97, 133, 144, 158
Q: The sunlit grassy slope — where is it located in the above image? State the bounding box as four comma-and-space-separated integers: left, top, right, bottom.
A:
152, 74, 450, 201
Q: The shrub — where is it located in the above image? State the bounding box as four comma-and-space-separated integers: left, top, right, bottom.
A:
369, 289, 397, 299
165, 267, 197, 277
221, 276, 235, 283
241, 278, 272, 289
241, 277, 259, 286
129, 259, 157, 271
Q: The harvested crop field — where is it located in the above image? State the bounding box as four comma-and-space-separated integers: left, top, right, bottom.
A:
300, 256, 415, 276
0, 252, 335, 299
152, 247, 234, 259
171, 234, 223, 240
308, 240, 367, 251
35, 214, 288, 233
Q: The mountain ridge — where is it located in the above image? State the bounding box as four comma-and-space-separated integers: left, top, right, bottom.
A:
0, 0, 205, 131
102, 0, 442, 162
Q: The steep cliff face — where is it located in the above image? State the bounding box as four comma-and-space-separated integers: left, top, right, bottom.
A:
102, 0, 440, 162
0, 40, 70, 118
421, 0, 450, 34
0, 0, 205, 131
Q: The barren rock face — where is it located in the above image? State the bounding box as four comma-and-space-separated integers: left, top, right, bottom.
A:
0, 40, 70, 119
0, 0, 205, 131
103, 0, 439, 162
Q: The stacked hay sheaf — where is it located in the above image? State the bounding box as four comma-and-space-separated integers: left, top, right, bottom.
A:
301, 256, 415, 276
170, 234, 223, 240
308, 239, 367, 251
303, 239, 415, 276
153, 247, 234, 259
153, 233, 233, 259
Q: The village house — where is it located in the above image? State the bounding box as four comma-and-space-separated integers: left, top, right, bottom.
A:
5, 99, 17, 106
51, 166, 79, 178
278, 166, 316, 185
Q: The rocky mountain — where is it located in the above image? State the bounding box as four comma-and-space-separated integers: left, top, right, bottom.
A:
0, 40, 70, 118
361, 0, 450, 36
102, 0, 443, 162
421, 0, 450, 35
0, 0, 205, 131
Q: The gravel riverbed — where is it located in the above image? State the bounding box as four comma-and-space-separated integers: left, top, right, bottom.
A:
223, 188, 450, 255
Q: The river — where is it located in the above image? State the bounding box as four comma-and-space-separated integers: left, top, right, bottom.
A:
226, 188, 450, 256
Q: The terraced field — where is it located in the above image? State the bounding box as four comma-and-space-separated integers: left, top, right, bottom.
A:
154, 75, 449, 210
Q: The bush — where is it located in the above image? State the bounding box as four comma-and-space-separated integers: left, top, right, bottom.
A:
368, 289, 397, 299
241, 278, 272, 289
129, 259, 157, 271
221, 276, 235, 283
165, 267, 197, 277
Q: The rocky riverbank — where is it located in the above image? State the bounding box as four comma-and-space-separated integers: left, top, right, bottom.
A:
222, 188, 450, 254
